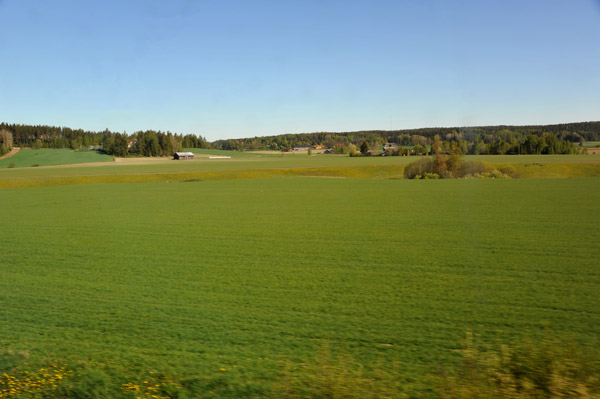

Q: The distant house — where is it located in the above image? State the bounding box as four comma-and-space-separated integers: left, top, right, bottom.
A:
312, 144, 326, 150
173, 152, 195, 160
383, 143, 398, 150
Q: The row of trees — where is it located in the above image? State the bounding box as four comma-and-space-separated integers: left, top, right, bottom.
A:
101, 131, 209, 157
373, 132, 580, 156
350, 130, 579, 158
0, 123, 209, 156
212, 121, 598, 153
435, 132, 578, 155
1, 121, 596, 156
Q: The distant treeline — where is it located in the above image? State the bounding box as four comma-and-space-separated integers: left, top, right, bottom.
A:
0, 123, 209, 157
2, 121, 599, 157
213, 121, 600, 155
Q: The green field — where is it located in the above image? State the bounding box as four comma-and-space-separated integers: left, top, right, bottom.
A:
0, 153, 599, 190
0, 148, 113, 168
1, 168, 599, 397
1, 152, 600, 397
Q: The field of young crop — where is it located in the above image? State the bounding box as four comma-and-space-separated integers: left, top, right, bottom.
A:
1, 172, 599, 397
0, 148, 113, 168
0, 152, 599, 190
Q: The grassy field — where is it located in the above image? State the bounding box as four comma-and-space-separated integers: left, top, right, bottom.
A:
0, 173, 599, 397
0, 148, 113, 168
0, 152, 599, 189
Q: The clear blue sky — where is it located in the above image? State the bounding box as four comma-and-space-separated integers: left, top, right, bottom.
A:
1, 0, 599, 141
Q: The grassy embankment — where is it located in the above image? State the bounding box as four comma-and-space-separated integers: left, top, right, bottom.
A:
0, 176, 599, 398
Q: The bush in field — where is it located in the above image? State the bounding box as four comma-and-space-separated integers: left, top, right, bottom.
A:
445, 154, 461, 177
404, 155, 511, 179
435, 331, 600, 399
480, 170, 510, 179
348, 144, 363, 157
458, 160, 490, 177
498, 165, 520, 178
432, 154, 449, 177
404, 157, 433, 179
336, 144, 357, 155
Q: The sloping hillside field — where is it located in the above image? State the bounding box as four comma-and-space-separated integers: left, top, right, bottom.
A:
0, 159, 599, 397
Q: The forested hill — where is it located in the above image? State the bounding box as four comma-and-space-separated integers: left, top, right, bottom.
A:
212, 121, 600, 153
1, 121, 599, 157
0, 123, 209, 157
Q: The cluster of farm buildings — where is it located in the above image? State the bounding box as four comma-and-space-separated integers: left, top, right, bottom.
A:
288, 143, 416, 156
172, 142, 419, 159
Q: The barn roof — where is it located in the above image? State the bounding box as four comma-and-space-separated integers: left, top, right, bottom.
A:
175, 152, 195, 156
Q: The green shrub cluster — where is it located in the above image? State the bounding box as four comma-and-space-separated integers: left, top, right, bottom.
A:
404, 155, 516, 179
